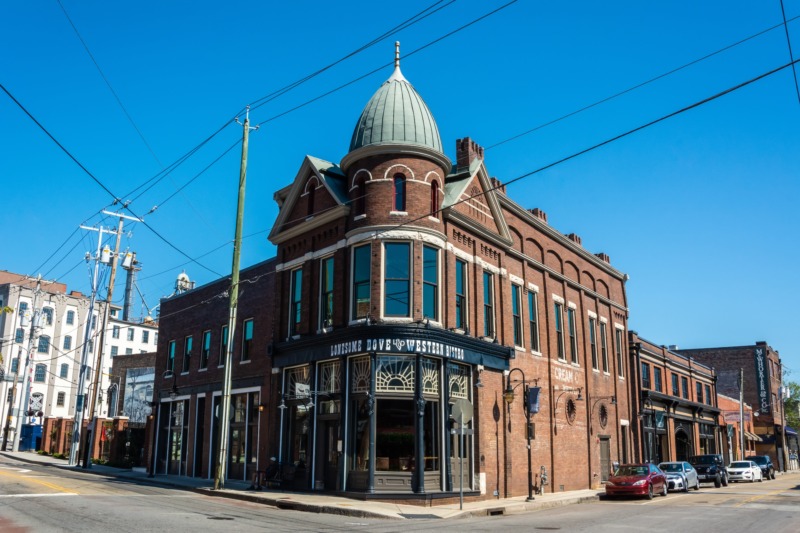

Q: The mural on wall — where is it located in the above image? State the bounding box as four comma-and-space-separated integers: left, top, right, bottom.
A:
124, 367, 154, 425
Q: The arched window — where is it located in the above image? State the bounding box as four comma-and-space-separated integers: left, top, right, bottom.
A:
430, 180, 440, 217
42, 307, 54, 325
306, 179, 316, 217
354, 177, 366, 216
393, 174, 406, 211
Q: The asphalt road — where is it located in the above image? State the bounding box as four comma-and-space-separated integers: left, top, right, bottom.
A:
1, 456, 798, 532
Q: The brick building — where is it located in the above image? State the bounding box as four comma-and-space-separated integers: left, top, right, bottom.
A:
265, 51, 633, 500
151, 259, 275, 480
628, 333, 719, 464
717, 393, 758, 462
677, 342, 788, 471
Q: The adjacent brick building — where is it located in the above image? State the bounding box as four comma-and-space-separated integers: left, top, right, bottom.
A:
677, 342, 788, 470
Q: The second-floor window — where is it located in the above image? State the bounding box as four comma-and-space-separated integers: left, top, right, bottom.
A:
142, 330, 150, 343
422, 246, 438, 321
654, 367, 662, 392
290, 269, 303, 336
242, 319, 254, 361
455, 259, 467, 331
615, 328, 625, 377
567, 307, 578, 364
705, 384, 712, 406
511, 285, 523, 347
34, 364, 46, 382
320, 257, 334, 328
57, 392, 65, 407
112, 325, 120, 339
110, 346, 118, 357
528, 291, 540, 352
483, 272, 495, 338
384, 242, 410, 317
37, 335, 50, 354
127, 328, 135, 341
589, 317, 598, 369
681, 376, 689, 399
352, 245, 371, 320
183, 336, 193, 372
219, 325, 228, 366
641, 362, 651, 389
200, 330, 211, 369
600, 321, 609, 372
168, 340, 176, 372
554, 302, 565, 360
696, 382, 703, 403
672, 373, 679, 396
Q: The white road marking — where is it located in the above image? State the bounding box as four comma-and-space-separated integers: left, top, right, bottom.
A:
0, 493, 78, 498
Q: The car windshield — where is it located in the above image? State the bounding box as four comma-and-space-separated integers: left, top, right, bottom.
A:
746, 456, 766, 465
690, 456, 714, 464
730, 462, 751, 468
615, 466, 648, 476
659, 464, 682, 472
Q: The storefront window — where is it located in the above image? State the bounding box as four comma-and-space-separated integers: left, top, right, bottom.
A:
351, 397, 371, 471
375, 398, 414, 471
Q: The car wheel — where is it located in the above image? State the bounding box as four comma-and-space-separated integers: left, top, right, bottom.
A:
770, 470, 776, 480
683, 476, 690, 493
721, 475, 728, 487
661, 482, 668, 497
714, 475, 721, 488
647, 484, 654, 500
694, 479, 700, 491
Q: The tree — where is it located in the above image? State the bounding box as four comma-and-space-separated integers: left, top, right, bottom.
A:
785, 381, 800, 431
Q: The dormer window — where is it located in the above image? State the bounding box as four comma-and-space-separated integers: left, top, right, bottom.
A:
393, 174, 406, 211
306, 178, 317, 217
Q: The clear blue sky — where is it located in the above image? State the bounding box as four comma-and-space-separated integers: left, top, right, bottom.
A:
2, 1, 798, 377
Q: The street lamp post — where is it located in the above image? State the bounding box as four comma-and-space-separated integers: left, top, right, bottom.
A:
503, 368, 538, 502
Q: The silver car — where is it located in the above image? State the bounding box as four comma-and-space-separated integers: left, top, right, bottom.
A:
658, 461, 700, 492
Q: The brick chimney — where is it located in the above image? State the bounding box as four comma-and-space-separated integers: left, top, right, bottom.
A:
489, 177, 506, 194
594, 252, 610, 263
456, 137, 484, 171
566, 233, 582, 246
528, 208, 547, 223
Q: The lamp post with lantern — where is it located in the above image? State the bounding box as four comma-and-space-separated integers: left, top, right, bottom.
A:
503, 367, 540, 502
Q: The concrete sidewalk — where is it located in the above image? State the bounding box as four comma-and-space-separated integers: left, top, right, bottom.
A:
0, 450, 601, 520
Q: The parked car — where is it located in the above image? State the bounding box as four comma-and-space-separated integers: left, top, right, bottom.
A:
689, 454, 728, 488
658, 461, 700, 492
727, 460, 763, 483
605, 463, 668, 500
745, 455, 775, 480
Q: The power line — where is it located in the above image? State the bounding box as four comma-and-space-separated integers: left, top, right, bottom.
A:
778, 0, 800, 104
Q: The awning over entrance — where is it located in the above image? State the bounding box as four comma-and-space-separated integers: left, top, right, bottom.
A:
744, 431, 761, 442
785, 426, 798, 437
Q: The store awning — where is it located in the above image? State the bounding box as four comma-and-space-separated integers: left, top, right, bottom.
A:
745, 431, 762, 442
786, 426, 798, 437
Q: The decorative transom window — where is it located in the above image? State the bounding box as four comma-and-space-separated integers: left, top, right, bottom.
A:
566, 398, 577, 424
351, 356, 371, 393
421, 358, 439, 395
286, 366, 310, 398
319, 361, 341, 394
448, 364, 470, 400
376, 356, 414, 393
599, 404, 608, 428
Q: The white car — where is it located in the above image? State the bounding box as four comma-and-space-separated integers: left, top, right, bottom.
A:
727, 460, 763, 483
658, 461, 700, 492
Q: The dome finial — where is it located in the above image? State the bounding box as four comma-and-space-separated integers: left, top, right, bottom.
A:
395, 41, 400, 68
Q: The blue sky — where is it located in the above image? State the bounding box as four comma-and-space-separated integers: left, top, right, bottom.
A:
2, 1, 799, 377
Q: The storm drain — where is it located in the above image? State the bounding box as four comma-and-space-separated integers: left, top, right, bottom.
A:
487, 508, 505, 516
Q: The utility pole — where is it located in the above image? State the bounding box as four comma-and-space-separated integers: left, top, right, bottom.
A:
214, 108, 257, 490
4, 277, 42, 452
739, 368, 745, 461
69, 227, 111, 466
83, 211, 140, 468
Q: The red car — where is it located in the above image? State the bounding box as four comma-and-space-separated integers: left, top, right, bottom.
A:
605, 463, 668, 499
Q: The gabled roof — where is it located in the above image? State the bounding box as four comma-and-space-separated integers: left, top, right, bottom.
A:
268, 155, 349, 245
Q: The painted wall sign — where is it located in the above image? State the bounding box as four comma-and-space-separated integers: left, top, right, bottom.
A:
331, 337, 466, 361
754, 347, 771, 414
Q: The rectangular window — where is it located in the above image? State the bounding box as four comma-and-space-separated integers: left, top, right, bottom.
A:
589, 317, 598, 370
60, 363, 69, 379
554, 302, 565, 360
66, 310, 75, 325
705, 384, 712, 406
34, 364, 46, 382
384, 242, 411, 317
528, 291, 540, 352
219, 325, 228, 366
672, 373, 679, 396
42, 307, 53, 325
242, 319, 254, 361
37, 336, 50, 353
422, 246, 438, 321
112, 325, 120, 339
127, 328, 134, 341
352, 245, 371, 320
600, 322, 608, 374
483, 272, 495, 338
511, 285, 522, 347
320, 257, 334, 328
142, 330, 150, 343
641, 362, 651, 389
615, 328, 625, 377
567, 307, 578, 364
63, 335, 72, 350
681, 376, 689, 399
289, 268, 303, 335
57, 392, 65, 407
696, 382, 703, 403
183, 336, 193, 372
110, 345, 118, 357
654, 367, 662, 392
455, 260, 467, 331
200, 330, 211, 369
168, 340, 176, 372
15, 328, 24, 343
